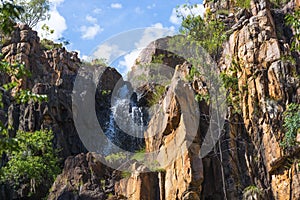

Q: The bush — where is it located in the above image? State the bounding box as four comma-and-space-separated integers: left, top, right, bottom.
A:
285, 9, 300, 52
40, 38, 63, 50
148, 85, 166, 106
281, 103, 300, 149
243, 185, 263, 200
235, 0, 251, 9
105, 152, 127, 163
0, 130, 61, 197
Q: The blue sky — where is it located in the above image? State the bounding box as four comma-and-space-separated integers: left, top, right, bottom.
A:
36, 0, 204, 75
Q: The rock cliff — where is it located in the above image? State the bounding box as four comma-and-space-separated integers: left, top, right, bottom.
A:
0, 0, 299, 199
113, 0, 300, 199
0, 24, 123, 199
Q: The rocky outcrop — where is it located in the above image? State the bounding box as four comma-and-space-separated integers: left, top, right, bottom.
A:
201, 0, 300, 199
113, 1, 299, 200
114, 48, 210, 199
1, 24, 125, 160
1, 24, 86, 160
48, 152, 117, 200
0, 24, 124, 199
115, 170, 160, 200
2, 0, 300, 199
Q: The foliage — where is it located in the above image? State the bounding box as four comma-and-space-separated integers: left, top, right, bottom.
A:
14, 0, 50, 27
0, 55, 50, 196
40, 23, 54, 37
281, 103, 300, 149
219, 58, 242, 114
40, 38, 63, 50
101, 89, 111, 96
148, 85, 166, 106
83, 58, 108, 67
42, 39, 70, 50
195, 93, 210, 103
179, 4, 226, 58
220, 72, 238, 91
242, 185, 263, 200
121, 171, 131, 178
285, 9, 300, 52
131, 148, 145, 162
151, 54, 164, 64
92, 58, 108, 66
0, 130, 60, 196
105, 152, 127, 163
0, 54, 48, 193
186, 65, 201, 81
235, 0, 251, 9
15, 89, 48, 103
0, 0, 23, 35
172, 4, 228, 107
270, 0, 290, 8
0, 54, 47, 108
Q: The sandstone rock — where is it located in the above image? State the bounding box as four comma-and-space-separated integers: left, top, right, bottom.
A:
215, 0, 300, 199
115, 171, 160, 200
48, 153, 114, 200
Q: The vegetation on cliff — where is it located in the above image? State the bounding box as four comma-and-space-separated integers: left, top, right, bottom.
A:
0, 1, 60, 198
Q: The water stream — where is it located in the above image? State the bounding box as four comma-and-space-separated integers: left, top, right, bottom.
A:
104, 84, 146, 154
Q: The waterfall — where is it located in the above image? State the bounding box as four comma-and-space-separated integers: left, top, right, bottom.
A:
104, 84, 146, 154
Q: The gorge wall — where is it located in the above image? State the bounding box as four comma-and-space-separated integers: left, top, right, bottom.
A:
0, 0, 299, 199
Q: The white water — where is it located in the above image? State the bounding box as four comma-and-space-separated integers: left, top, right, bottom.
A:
104, 84, 146, 153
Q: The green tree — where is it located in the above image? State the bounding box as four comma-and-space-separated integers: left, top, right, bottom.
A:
176, 4, 228, 200
281, 103, 300, 149
0, 0, 23, 34
14, 0, 50, 27
0, 55, 51, 197
0, 130, 60, 197
178, 4, 226, 59
285, 9, 300, 52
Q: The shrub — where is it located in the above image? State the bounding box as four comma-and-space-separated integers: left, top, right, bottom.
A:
131, 148, 146, 162
243, 185, 263, 200
0, 130, 60, 197
285, 9, 300, 52
105, 152, 127, 163
235, 0, 251, 9
148, 85, 166, 106
40, 38, 63, 50
281, 103, 300, 149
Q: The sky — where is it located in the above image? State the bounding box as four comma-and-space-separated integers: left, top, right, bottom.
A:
36, 0, 205, 75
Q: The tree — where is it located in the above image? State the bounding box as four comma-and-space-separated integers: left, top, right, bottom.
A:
0, 0, 23, 34
0, 130, 60, 197
178, 4, 226, 59
177, 4, 228, 200
14, 0, 50, 27
285, 9, 300, 52
0, 56, 52, 198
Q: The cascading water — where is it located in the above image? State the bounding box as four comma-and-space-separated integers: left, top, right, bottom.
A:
104, 84, 146, 154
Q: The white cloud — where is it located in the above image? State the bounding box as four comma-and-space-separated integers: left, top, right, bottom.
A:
75, 50, 91, 61
119, 49, 141, 73
135, 23, 175, 49
169, 4, 205, 25
92, 44, 125, 62
118, 23, 175, 73
80, 14, 102, 40
147, 3, 156, 9
81, 55, 91, 61
49, 0, 64, 5
134, 7, 144, 14
111, 3, 122, 9
86, 15, 97, 24
80, 24, 103, 40
93, 8, 102, 14
36, 1, 67, 41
